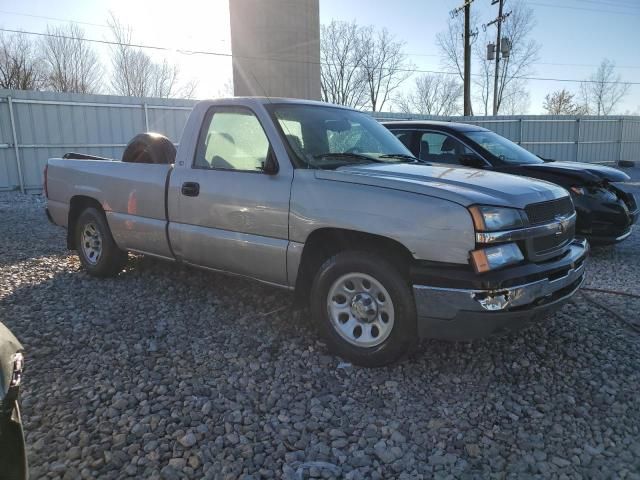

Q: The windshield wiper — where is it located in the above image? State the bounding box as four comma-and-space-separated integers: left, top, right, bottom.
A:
378, 153, 423, 163
313, 152, 383, 163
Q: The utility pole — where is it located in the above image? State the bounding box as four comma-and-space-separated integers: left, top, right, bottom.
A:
450, 0, 475, 116
463, 1, 472, 116
492, 0, 503, 115
484, 0, 510, 115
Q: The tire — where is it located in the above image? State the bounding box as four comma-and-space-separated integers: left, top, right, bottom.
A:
310, 251, 417, 367
75, 207, 127, 277
122, 132, 176, 164
0, 402, 28, 480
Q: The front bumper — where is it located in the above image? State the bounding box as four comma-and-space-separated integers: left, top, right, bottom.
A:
573, 189, 638, 244
412, 239, 588, 340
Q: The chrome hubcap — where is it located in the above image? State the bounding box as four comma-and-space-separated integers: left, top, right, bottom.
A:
81, 222, 102, 265
327, 273, 395, 348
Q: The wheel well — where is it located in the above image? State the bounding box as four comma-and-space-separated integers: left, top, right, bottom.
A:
67, 196, 104, 249
294, 228, 414, 304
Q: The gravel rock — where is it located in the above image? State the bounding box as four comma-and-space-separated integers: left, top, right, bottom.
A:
1, 188, 640, 478
178, 432, 197, 448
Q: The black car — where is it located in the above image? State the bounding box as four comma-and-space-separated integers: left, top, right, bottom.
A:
0, 322, 27, 480
384, 121, 639, 244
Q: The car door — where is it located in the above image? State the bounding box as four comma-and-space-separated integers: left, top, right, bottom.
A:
169, 105, 292, 286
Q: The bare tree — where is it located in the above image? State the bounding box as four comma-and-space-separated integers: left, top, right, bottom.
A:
41, 24, 102, 93
542, 88, 585, 115
499, 80, 530, 115
472, 30, 493, 115
178, 78, 200, 99
396, 74, 463, 115
579, 59, 631, 115
148, 60, 179, 98
320, 20, 367, 108
360, 27, 412, 111
0, 31, 46, 90
215, 78, 233, 98
108, 14, 195, 98
436, 16, 467, 83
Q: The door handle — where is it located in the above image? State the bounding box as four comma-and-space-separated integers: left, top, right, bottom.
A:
181, 182, 200, 197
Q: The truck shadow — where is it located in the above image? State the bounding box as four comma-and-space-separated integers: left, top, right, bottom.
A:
2, 252, 634, 385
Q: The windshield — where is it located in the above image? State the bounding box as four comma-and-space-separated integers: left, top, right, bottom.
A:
466, 131, 544, 165
270, 104, 417, 169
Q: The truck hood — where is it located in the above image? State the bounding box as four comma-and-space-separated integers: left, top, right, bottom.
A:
315, 163, 568, 208
516, 161, 630, 185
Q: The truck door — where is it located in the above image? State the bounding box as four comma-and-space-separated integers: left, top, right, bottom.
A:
168, 105, 292, 286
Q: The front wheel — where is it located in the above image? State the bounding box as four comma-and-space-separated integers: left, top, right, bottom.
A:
75, 207, 127, 277
310, 251, 417, 367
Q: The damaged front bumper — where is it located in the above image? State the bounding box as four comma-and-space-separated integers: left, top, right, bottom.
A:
573, 185, 639, 244
412, 238, 588, 340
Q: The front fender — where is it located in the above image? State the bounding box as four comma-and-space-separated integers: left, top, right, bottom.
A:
290, 171, 475, 265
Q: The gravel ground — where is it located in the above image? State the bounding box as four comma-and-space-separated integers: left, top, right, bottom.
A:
1, 181, 640, 479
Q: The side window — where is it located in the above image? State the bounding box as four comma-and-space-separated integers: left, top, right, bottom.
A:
195, 108, 270, 171
419, 132, 471, 165
392, 131, 414, 151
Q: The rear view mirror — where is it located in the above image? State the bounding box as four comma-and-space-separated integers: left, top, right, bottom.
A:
325, 119, 350, 132
459, 153, 486, 168
259, 151, 279, 175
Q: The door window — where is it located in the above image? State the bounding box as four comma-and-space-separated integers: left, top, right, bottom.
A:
419, 132, 471, 165
195, 108, 270, 171
392, 131, 414, 150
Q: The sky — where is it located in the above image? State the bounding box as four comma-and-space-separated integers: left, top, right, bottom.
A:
1, 0, 639, 114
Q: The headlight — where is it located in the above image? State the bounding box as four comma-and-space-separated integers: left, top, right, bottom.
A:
571, 186, 618, 202
470, 243, 524, 273
468, 205, 525, 231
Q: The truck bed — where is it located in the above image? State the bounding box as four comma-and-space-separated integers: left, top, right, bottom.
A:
46, 158, 174, 258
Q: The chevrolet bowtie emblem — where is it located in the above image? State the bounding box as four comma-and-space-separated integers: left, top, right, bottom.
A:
555, 215, 567, 236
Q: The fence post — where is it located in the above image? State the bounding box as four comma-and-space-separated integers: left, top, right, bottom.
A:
519, 118, 523, 145
574, 118, 581, 162
618, 117, 624, 164
143, 103, 149, 131
7, 97, 25, 194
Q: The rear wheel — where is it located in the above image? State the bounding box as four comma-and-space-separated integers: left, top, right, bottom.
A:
75, 208, 127, 277
310, 251, 417, 367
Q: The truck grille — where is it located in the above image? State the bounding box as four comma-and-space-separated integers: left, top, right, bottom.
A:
524, 196, 575, 261
532, 224, 575, 254
525, 197, 574, 225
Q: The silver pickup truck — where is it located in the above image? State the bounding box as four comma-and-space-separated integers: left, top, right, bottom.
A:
46, 98, 588, 366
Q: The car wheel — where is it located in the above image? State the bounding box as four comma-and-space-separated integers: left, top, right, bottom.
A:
75, 207, 127, 277
310, 251, 417, 367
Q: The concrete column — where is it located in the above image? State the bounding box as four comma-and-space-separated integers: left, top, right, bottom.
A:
229, 0, 321, 100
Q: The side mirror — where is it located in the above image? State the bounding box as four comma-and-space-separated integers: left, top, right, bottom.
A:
259, 151, 279, 175
459, 153, 486, 168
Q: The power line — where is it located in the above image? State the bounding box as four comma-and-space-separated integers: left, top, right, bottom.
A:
533, 61, 640, 70
404, 54, 640, 70
1, 27, 639, 86
4, 9, 640, 71
572, 0, 640, 10
574, 0, 640, 10
0, 10, 109, 28
527, 1, 640, 16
